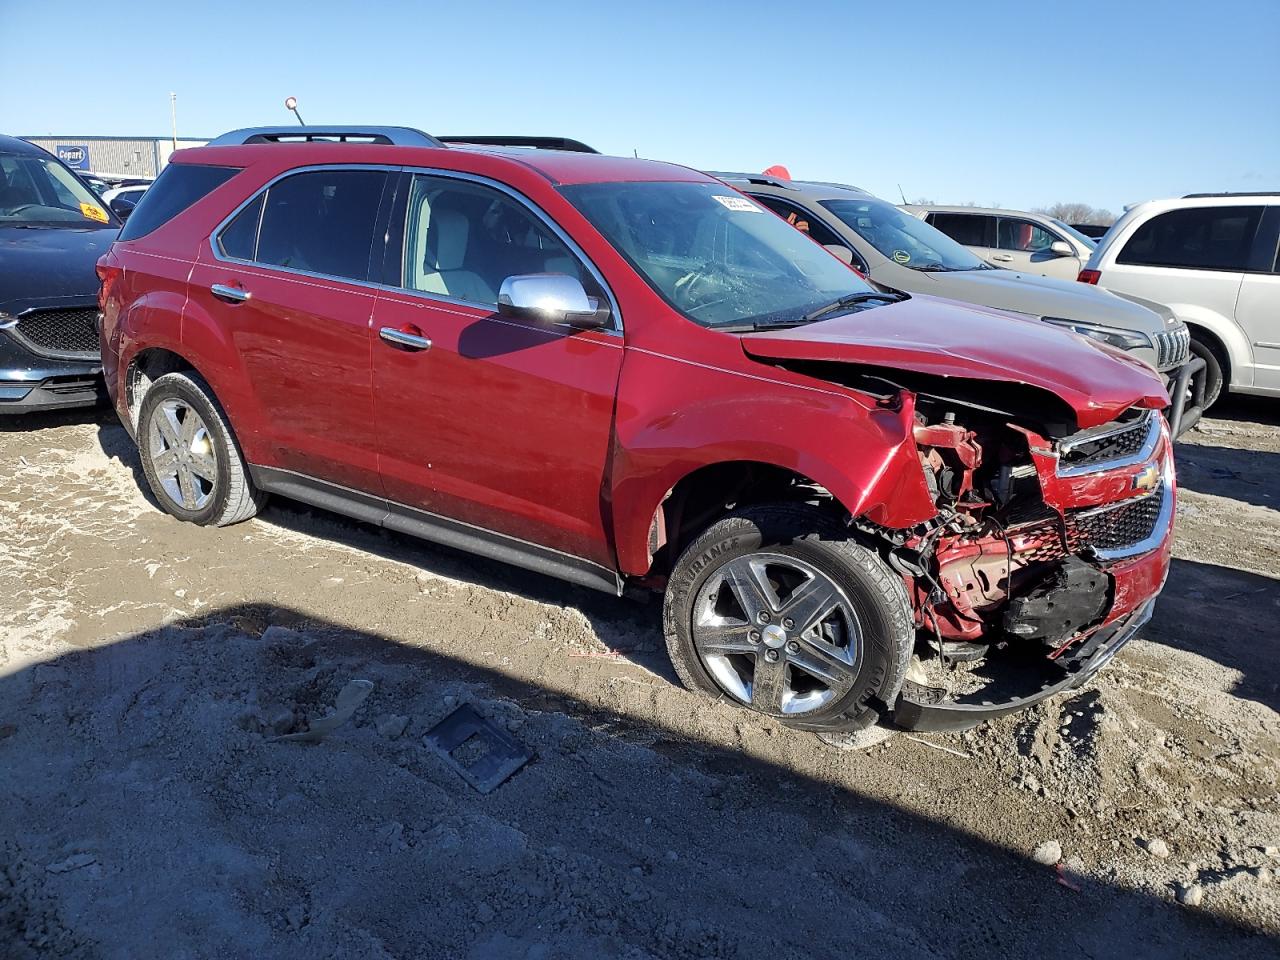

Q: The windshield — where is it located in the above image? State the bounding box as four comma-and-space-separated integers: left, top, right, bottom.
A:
1051, 218, 1098, 248
0, 153, 113, 226
560, 181, 879, 328
821, 198, 987, 272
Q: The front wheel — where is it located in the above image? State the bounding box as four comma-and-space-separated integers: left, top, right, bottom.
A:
662, 504, 914, 732
1189, 335, 1226, 410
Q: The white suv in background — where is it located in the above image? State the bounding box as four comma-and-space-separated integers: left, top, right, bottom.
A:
901, 205, 1097, 281
1080, 194, 1280, 407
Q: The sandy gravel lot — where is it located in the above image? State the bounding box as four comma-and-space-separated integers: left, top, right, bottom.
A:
1, 399, 1277, 959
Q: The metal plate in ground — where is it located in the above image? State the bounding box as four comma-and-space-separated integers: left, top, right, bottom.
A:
424, 703, 532, 794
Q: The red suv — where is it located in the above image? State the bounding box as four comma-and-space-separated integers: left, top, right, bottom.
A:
98, 127, 1175, 735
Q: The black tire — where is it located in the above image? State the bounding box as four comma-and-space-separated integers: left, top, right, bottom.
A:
137, 370, 266, 526
662, 504, 914, 732
1189, 334, 1226, 410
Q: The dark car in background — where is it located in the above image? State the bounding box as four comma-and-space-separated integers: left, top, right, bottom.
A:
0, 134, 120, 412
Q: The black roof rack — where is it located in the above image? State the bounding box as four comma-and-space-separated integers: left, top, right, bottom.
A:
206, 126, 444, 147
707, 171, 793, 188
1182, 191, 1280, 198
438, 135, 599, 154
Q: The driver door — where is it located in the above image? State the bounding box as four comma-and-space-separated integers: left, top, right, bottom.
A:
994, 216, 1079, 279
369, 172, 624, 573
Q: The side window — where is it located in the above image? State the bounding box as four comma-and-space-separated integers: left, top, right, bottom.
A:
1117, 206, 1262, 271
253, 169, 388, 282
997, 217, 1058, 252
401, 174, 593, 305
750, 196, 847, 249
118, 163, 240, 241
217, 193, 264, 261
929, 213, 996, 247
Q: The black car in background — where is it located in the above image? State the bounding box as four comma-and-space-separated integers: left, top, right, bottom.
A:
0, 134, 120, 413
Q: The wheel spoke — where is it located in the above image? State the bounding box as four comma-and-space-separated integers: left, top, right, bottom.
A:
750, 654, 788, 713
157, 406, 182, 448
695, 620, 757, 656
722, 557, 777, 621
178, 407, 201, 447
780, 576, 840, 635
789, 642, 856, 693
189, 452, 218, 482
151, 449, 179, 478
177, 463, 199, 509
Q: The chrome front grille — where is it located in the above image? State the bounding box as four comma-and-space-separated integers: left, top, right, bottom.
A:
1057, 411, 1160, 477
1067, 479, 1172, 561
1153, 326, 1190, 369
11, 308, 100, 359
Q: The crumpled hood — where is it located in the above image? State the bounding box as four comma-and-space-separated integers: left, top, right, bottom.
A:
741, 295, 1169, 429
0, 223, 116, 315
911, 266, 1169, 334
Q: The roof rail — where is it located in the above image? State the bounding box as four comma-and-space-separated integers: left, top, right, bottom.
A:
439, 135, 599, 154
706, 171, 793, 188
1182, 191, 1280, 198
206, 126, 444, 147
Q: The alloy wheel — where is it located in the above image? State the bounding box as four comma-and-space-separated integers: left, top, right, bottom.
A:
691, 552, 863, 716
147, 398, 217, 511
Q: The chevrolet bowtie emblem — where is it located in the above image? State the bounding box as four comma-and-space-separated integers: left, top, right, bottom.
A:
1132, 464, 1161, 493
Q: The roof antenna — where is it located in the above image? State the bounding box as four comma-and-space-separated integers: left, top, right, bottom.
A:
284, 96, 305, 126
898, 183, 908, 203
633, 148, 639, 158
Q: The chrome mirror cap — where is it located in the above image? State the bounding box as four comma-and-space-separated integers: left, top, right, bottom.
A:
497, 274, 606, 329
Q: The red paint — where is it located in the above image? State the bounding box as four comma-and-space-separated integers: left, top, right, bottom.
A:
101, 141, 1175, 653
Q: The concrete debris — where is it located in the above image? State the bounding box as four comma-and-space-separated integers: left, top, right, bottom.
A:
1032, 840, 1062, 866
272, 679, 374, 743
46, 853, 96, 874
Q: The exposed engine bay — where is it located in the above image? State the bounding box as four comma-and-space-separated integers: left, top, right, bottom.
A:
844, 372, 1174, 731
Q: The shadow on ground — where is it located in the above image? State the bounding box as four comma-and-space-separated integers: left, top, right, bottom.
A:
1175, 444, 1279, 510
1, 605, 1271, 960
1150, 559, 1280, 713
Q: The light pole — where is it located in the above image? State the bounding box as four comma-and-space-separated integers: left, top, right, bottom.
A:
284, 96, 305, 126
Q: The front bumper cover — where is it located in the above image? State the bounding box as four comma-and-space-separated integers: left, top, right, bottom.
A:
0, 327, 104, 414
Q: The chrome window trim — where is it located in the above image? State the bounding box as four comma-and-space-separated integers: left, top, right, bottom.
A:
1056, 410, 1161, 478
208, 162, 623, 338
397, 165, 623, 336
209, 163, 403, 288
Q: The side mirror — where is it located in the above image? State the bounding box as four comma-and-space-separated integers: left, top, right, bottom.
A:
1049, 240, 1074, 257
824, 244, 855, 265
497, 274, 608, 330
108, 196, 135, 221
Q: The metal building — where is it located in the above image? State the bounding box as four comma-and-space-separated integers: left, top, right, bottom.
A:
19, 136, 209, 178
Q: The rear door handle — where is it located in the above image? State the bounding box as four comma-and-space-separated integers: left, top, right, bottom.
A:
211, 283, 251, 303
379, 326, 432, 351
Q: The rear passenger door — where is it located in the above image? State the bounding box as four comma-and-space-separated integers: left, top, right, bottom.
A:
368, 171, 624, 576
926, 212, 999, 266
994, 216, 1079, 279
188, 166, 394, 494
1233, 206, 1280, 391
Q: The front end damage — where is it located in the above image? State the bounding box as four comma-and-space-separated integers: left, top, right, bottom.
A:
866, 395, 1175, 732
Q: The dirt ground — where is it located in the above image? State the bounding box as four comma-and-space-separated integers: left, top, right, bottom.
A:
1, 397, 1278, 960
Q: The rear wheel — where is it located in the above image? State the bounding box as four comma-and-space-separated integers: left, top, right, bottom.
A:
662, 504, 913, 732
1189, 334, 1226, 410
137, 371, 265, 526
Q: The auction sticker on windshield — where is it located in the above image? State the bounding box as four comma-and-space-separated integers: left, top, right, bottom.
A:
712, 195, 762, 213
80, 202, 109, 224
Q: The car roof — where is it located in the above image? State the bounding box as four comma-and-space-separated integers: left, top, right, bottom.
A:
710, 174, 877, 202
905, 204, 1056, 219
173, 140, 710, 187
0, 134, 53, 158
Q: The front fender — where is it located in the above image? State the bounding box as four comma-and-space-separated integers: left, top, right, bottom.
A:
1172, 303, 1253, 388
610, 349, 936, 576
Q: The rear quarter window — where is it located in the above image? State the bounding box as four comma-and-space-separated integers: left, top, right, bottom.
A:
118, 163, 241, 241
1117, 206, 1262, 271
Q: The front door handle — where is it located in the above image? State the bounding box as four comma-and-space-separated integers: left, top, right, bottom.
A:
991, 254, 1013, 262
379, 326, 432, 351
211, 283, 251, 303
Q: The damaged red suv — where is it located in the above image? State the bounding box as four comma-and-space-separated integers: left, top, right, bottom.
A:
98, 127, 1175, 734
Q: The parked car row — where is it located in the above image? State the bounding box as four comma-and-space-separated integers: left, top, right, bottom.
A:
2, 125, 1272, 741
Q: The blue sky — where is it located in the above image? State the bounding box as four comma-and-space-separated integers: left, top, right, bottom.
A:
2, 0, 1276, 213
